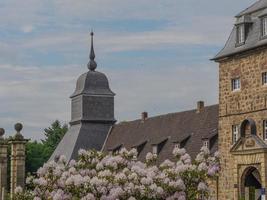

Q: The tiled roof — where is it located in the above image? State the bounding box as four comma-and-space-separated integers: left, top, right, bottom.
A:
102, 104, 219, 162
213, 0, 267, 61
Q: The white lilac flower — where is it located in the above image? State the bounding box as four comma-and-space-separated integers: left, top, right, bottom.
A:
198, 162, 208, 171
16, 147, 220, 200
198, 182, 208, 191
173, 148, 186, 157
14, 186, 23, 194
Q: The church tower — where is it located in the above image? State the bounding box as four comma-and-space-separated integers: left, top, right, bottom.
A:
213, 0, 267, 199
50, 32, 116, 162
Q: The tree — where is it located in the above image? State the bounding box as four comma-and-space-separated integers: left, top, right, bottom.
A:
42, 120, 68, 155
25, 120, 68, 174
25, 141, 47, 174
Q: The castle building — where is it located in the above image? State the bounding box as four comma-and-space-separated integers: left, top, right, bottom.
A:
51, 0, 267, 199
212, 0, 267, 199
51, 32, 219, 163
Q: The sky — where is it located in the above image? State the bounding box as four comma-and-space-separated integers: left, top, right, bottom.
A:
0, 0, 256, 140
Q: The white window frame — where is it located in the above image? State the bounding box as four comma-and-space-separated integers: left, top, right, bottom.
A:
232, 125, 240, 144
174, 143, 180, 149
152, 145, 158, 155
263, 120, 267, 140
262, 17, 267, 37
263, 72, 267, 85
203, 140, 209, 149
232, 78, 241, 91
236, 24, 245, 45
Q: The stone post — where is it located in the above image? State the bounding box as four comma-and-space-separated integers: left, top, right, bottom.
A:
0, 128, 8, 200
9, 123, 28, 199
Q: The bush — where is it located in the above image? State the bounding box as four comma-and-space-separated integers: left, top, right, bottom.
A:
14, 146, 220, 200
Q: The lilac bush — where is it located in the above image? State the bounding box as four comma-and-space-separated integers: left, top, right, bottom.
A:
14, 146, 220, 200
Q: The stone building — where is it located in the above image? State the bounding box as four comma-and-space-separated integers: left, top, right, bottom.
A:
51, 0, 267, 199
212, 0, 267, 199
51, 31, 219, 163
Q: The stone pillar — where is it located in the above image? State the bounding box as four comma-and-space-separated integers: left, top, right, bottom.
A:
0, 128, 8, 200
9, 123, 28, 199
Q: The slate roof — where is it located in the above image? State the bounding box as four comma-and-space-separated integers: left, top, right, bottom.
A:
71, 71, 115, 98
50, 32, 116, 163
102, 104, 219, 162
236, 0, 267, 17
213, 0, 267, 61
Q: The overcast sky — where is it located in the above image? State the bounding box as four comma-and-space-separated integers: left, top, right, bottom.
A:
0, 0, 256, 140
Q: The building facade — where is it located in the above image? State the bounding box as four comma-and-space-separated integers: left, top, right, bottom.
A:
50, 1, 267, 199
213, 0, 267, 199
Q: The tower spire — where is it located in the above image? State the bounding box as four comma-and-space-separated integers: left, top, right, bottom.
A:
88, 31, 97, 71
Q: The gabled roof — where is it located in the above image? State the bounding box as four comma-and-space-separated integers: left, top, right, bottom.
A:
213, 0, 267, 61
102, 104, 219, 162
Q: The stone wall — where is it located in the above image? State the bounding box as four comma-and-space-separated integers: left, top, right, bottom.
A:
218, 47, 267, 199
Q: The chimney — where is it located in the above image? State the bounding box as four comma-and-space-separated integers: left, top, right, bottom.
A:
141, 112, 148, 122
197, 101, 205, 113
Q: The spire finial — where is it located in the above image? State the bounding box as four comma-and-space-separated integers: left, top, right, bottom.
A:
88, 31, 97, 71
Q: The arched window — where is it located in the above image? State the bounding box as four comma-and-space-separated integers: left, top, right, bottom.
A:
240, 119, 257, 137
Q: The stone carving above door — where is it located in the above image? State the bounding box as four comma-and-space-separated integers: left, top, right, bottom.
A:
230, 134, 267, 155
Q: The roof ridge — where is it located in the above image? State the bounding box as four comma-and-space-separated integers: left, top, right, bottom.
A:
117, 104, 218, 125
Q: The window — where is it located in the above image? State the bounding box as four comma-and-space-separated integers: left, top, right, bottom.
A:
232, 125, 240, 144
263, 72, 267, 85
112, 144, 122, 154
174, 143, 180, 149
152, 145, 158, 155
236, 24, 245, 45
232, 78, 241, 91
134, 141, 147, 157
263, 120, 267, 140
203, 140, 209, 149
262, 17, 267, 37
131, 148, 138, 160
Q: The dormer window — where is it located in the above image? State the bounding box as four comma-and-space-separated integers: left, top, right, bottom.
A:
151, 138, 168, 155
236, 24, 245, 45
109, 144, 123, 154
261, 16, 267, 38
203, 140, 209, 149
174, 142, 180, 149
132, 141, 147, 157
152, 145, 158, 155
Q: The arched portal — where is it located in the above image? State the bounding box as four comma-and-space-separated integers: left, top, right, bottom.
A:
240, 167, 261, 200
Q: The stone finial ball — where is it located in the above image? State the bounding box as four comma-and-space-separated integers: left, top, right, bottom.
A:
14, 123, 23, 132
0, 128, 5, 136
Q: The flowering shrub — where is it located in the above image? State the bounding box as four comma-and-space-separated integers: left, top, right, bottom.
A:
14, 146, 220, 200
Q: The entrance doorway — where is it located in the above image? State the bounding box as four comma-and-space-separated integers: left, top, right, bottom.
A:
241, 167, 262, 200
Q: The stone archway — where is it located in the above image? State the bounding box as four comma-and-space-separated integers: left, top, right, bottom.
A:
240, 167, 262, 200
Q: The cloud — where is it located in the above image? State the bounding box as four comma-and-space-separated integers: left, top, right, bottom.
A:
0, 17, 232, 62
21, 25, 34, 33
0, 62, 218, 140
0, 0, 254, 141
